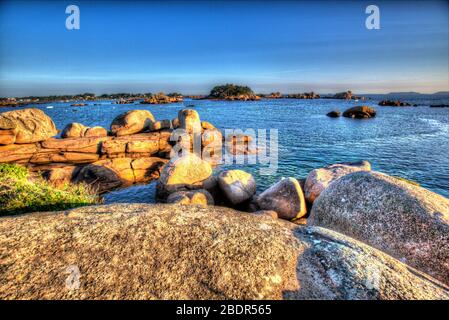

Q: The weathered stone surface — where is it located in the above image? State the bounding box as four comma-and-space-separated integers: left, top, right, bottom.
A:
131, 157, 168, 182
0, 204, 447, 300
257, 178, 307, 220
304, 161, 371, 204
41, 137, 108, 154
29, 152, 99, 164
110, 110, 155, 136
166, 189, 214, 206
0, 143, 38, 163
61, 122, 88, 138
0, 108, 57, 144
84, 126, 108, 137
126, 139, 159, 154
0, 128, 17, 145
178, 109, 201, 134
309, 171, 449, 286
343, 106, 376, 119
217, 170, 256, 205
156, 153, 212, 199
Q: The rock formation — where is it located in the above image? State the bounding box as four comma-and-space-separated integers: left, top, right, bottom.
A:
309, 171, 449, 285
0, 204, 447, 299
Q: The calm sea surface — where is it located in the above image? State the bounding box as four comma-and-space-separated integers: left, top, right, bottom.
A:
3, 94, 449, 202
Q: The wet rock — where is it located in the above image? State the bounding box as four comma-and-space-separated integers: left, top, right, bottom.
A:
110, 110, 155, 136
342, 106, 376, 119
0, 203, 447, 299
0, 108, 57, 144
326, 111, 341, 118
309, 171, 449, 285
304, 160, 371, 204
217, 170, 256, 205
257, 177, 307, 220
166, 189, 214, 206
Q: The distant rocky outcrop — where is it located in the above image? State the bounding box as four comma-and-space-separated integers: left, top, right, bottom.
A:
285, 92, 320, 99
309, 171, 449, 286
378, 100, 412, 107
1, 203, 448, 299
330, 90, 365, 100
342, 106, 376, 119
140, 92, 183, 104
207, 84, 260, 101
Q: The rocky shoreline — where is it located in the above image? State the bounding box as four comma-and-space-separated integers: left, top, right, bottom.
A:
0, 106, 448, 299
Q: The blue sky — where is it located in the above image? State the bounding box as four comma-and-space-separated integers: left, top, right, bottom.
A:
0, 0, 448, 96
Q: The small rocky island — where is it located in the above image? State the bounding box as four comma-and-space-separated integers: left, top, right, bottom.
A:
0, 107, 448, 300
205, 84, 261, 101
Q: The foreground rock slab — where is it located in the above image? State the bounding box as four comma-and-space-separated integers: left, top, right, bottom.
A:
0, 204, 447, 300
309, 171, 449, 286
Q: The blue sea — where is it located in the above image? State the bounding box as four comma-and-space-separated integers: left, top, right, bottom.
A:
3, 93, 449, 202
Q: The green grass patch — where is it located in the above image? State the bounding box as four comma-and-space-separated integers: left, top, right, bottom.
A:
0, 163, 100, 216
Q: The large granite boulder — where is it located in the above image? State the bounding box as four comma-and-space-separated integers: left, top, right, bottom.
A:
309, 171, 449, 286
110, 110, 155, 136
257, 177, 307, 220
0, 204, 447, 299
304, 160, 371, 204
0, 108, 57, 144
217, 170, 256, 205
61, 122, 88, 138
156, 153, 212, 199
342, 106, 376, 119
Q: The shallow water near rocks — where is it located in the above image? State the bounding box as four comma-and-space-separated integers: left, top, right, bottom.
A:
4, 94, 449, 203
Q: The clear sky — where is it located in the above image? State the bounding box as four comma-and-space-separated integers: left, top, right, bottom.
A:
0, 0, 448, 96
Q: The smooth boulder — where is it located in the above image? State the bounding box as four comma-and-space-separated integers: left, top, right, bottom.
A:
0, 108, 57, 144
110, 110, 155, 136
304, 160, 371, 204
156, 153, 212, 199
257, 177, 307, 220
61, 122, 88, 138
309, 171, 449, 285
0, 204, 447, 299
217, 170, 256, 205
178, 109, 201, 134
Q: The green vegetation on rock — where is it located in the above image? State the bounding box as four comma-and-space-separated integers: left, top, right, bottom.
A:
209, 84, 255, 99
0, 163, 100, 216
